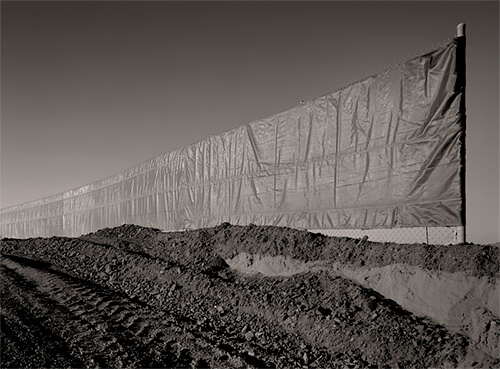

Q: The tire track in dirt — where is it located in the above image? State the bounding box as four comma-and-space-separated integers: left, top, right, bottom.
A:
0, 254, 263, 368
1, 255, 170, 368
1, 268, 87, 369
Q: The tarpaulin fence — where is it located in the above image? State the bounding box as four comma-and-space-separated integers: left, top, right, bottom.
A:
0, 37, 466, 242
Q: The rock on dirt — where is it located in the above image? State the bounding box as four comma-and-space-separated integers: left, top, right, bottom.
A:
1, 223, 499, 368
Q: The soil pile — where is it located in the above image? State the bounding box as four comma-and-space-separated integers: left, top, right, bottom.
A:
1, 223, 499, 368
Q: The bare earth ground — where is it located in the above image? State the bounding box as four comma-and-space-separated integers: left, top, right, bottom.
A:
1, 223, 498, 368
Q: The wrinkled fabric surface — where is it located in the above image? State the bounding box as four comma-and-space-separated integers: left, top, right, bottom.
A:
0, 38, 465, 238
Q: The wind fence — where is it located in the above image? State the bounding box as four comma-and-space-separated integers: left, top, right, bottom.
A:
0, 37, 466, 244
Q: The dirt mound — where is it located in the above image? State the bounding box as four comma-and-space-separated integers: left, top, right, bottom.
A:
1, 223, 499, 368
76, 223, 498, 279
207, 223, 498, 278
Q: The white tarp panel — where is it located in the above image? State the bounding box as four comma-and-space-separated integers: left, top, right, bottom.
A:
0, 37, 466, 238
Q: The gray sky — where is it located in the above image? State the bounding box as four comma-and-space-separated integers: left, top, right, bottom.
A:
1, 1, 499, 243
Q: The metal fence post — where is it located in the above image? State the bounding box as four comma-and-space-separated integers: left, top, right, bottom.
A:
456, 23, 467, 244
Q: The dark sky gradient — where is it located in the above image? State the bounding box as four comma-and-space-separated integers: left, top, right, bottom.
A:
1, 1, 498, 243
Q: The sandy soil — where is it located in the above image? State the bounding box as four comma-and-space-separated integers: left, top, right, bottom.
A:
1, 223, 498, 368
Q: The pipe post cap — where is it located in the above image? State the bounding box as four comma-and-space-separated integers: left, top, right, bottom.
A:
457, 23, 466, 37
